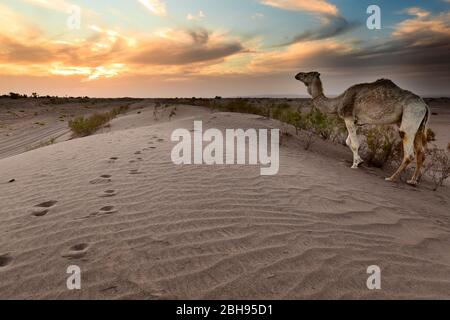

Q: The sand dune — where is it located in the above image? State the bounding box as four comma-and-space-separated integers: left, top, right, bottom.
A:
0, 103, 449, 299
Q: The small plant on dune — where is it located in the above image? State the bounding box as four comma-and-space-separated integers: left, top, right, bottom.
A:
283, 110, 303, 135
169, 107, 177, 120
426, 128, 436, 142
423, 146, 450, 191
68, 104, 130, 137
27, 137, 56, 151
69, 113, 112, 137
153, 102, 161, 121
110, 105, 129, 118
308, 109, 345, 141
9, 92, 22, 99
363, 125, 401, 168
301, 128, 316, 151
271, 103, 291, 121
278, 109, 317, 150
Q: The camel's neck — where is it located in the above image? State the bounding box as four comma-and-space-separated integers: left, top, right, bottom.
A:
307, 78, 339, 114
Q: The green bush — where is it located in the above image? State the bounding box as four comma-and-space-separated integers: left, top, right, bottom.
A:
110, 105, 130, 117
69, 113, 112, 137
363, 126, 401, 168
426, 128, 436, 142
68, 105, 130, 137
423, 146, 450, 191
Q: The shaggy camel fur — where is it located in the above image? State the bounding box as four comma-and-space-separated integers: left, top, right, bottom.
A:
295, 71, 430, 186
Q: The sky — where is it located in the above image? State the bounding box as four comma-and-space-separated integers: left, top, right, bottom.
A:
0, 0, 449, 97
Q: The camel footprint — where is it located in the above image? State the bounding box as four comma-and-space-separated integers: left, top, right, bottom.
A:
97, 190, 118, 198
0, 254, 13, 268
31, 200, 57, 217
90, 175, 112, 184
108, 157, 119, 164
99, 206, 117, 215
129, 169, 142, 175
78, 205, 117, 220
62, 243, 90, 259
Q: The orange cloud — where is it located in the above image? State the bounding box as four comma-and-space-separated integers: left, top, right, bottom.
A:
137, 0, 166, 17
393, 9, 450, 45
0, 6, 247, 81
248, 40, 353, 73
22, 0, 73, 12
259, 0, 339, 16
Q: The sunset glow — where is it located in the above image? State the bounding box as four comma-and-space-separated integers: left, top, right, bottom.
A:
0, 0, 449, 97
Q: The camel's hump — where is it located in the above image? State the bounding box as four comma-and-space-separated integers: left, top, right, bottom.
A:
374, 79, 397, 86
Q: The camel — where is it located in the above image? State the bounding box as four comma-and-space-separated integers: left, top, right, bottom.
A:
295, 71, 430, 186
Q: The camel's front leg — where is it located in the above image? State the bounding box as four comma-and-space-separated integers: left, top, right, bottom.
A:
344, 119, 364, 169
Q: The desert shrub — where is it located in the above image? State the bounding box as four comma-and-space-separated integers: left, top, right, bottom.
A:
282, 110, 303, 134
27, 137, 56, 151
9, 92, 22, 99
294, 109, 345, 143
169, 107, 177, 120
110, 105, 129, 117
69, 113, 112, 137
363, 126, 401, 168
426, 128, 436, 142
271, 103, 291, 120
423, 147, 450, 191
68, 104, 130, 137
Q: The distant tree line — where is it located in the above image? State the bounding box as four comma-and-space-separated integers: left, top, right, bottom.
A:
0, 92, 92, 100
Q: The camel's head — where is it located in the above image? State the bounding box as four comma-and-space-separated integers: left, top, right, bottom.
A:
295, 71, 321, 86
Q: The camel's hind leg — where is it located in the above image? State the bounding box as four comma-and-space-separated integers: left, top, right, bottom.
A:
407, 129, 427, 186
386, 106, 427, 183
344, 118, 364, 168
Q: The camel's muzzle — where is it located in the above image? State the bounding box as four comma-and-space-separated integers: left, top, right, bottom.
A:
295, 73, 305, 81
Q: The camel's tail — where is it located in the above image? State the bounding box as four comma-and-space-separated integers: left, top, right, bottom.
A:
419, 104, 431, 146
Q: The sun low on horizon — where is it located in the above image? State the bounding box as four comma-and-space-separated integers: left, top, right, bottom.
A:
0, 0, 449, 98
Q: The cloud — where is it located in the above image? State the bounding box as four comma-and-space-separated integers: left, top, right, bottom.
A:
259, 0, 338, 16
137, 0, 166, 17
249, 39, 353, 73
393, 9, 450, 42
22, 0, 73, 12
279, 14, 359, 45
187, 11, 206, 21
249, 8, 450, 79
251, 13, 265, 20
402, 7, 430, 18
128, 28, 245, 66
261, 1, 357, 46
0, 11, 247, 80
0, 3, 41, 38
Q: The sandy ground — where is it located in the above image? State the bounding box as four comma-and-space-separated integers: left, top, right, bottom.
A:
0, 98, 140, 159
428, 99, 450, 149
0, 99, 449, 299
